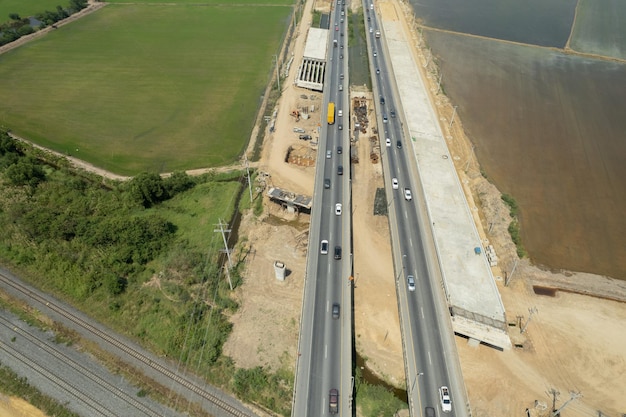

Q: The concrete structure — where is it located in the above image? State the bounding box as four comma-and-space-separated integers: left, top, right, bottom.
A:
274, 261, 286, 281
267, 187, 313, 212
295, 28, 328, 91
381, 20, 511, 349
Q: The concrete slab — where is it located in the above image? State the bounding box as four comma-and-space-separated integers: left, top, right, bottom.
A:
381, 20, 511, 349
303, 28, 329, 61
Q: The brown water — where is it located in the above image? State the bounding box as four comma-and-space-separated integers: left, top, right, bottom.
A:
426, 31, 626, 280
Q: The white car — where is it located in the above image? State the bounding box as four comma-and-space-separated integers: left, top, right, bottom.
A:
385, 138, 391, 147
407, 275, 415, 292
392, 178, 399, 189
439, 386, 452, 412
373, 51, 377, 57
320, 240, 329, 255
335, 203, 342, 216
404, 188, 412, 201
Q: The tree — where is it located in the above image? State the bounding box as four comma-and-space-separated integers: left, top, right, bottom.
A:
164, 171, 195, 195
4, 157, 46, 187
128, 172, 168, 208
8, 13, 21, 20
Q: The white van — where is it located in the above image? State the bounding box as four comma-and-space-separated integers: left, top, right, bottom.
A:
338, 110, 343, 117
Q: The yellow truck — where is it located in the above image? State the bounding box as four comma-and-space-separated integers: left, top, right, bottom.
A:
327, 102, 335, 125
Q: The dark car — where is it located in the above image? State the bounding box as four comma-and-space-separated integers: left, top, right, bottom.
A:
337, 165, 343, 175
324, 178, 331, 189
396, 140, 402, 149
380, 96, 385, 105
329, 389, 339, 414
390, 109, 396, 118
337, 146, 342, 154
334, 246, 342, 260
332, 303, 340, 319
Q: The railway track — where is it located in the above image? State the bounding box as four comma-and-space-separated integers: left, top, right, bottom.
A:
0, 271, 257, 417
0, 317, 161, 417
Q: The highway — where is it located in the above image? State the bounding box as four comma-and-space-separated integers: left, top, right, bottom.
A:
293, 0, 467, 416
292, 0, 353, 416
364, 1, 465, 416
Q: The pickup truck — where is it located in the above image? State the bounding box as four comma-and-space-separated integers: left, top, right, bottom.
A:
439, 386, 452, 413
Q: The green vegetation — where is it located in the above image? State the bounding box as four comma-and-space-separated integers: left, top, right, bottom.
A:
373, 188, 388, 216
349, 8, 371, 88
0, 4, 290, 175
311, 10, 322, 27
501, 193, 525, 257
231, 358, 293, 415
0, 363, 80, 417
508, 220, 526, 258
501, 193, 519, 217
354, 366, 407, 417
0, 130, 294, 414
0, 0, 66, 22
106, 0, 294, 4
0, 0, 88, 46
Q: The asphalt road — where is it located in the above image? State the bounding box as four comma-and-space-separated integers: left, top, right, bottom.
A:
364, 2, 466, 416
292, 1, 353, 416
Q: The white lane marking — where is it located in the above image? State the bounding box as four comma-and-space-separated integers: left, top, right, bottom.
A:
421, 307, 425, 319
404, 210, 408, 220
327, 300, 330, 312
409, 237, 413, 248
428, 351, 432, 365
325, 344, 328, 359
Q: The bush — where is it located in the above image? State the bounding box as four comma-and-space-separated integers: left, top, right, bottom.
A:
501, 193, 519, 217
508, 220, 526, 258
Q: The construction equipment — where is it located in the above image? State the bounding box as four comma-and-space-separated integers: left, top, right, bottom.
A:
290, 110, 300, 122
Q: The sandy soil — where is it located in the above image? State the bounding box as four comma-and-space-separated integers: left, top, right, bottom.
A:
228, 0, 626, 415
0, 396, 48, 417
2, 0, 625, 415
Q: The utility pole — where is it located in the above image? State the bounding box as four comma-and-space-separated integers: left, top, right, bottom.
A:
547, 388, 560, 412
214, 219, 234, 290
273, 55, 280, 91
243, 154, 253, 202
423, 48, 431, 68
449, 105, 458, 129
552, 392, 582, 416
505, 258, 518, 287
520, 307, 538, 334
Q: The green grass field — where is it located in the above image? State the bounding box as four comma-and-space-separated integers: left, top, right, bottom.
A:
0, 0, 65, 21
0, 4, 291, 174
106, 0, 294, 4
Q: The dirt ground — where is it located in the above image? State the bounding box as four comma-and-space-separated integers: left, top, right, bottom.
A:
2, 0, 625, 415
0, 396, 48, 417
226, 0, 626, 416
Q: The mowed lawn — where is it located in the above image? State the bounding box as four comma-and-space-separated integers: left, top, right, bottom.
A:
0, 0, 64, 21
0, 4, 290, 174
